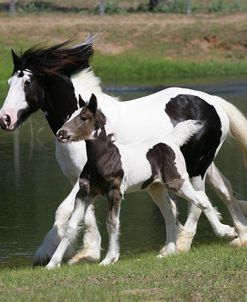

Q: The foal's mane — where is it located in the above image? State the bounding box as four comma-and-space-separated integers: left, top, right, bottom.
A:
12, 37, 94, 77
95, 109, 106, 130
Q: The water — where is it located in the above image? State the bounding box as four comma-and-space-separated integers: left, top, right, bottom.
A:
0, 77, 247, 267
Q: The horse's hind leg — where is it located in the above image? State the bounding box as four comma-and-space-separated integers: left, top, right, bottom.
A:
178, 180, 237, 240
149, 183, 177, 257
176, 177, 205, 253
206, 163, 247, 246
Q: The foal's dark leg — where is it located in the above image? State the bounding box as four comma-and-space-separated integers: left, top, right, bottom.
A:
100, 186, 122, 266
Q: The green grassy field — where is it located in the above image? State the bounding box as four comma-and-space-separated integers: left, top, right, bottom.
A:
0, 245, 247, 301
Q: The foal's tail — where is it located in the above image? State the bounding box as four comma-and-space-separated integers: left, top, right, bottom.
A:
170, 120, 203, 147
215, 96, 247, 168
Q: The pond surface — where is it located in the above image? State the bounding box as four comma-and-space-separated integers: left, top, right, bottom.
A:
0, 76, 247, 267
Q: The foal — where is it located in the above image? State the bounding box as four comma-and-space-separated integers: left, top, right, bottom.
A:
46, 94, 236, 269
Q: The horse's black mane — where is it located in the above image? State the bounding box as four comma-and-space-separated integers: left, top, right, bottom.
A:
12, 37, 94, 77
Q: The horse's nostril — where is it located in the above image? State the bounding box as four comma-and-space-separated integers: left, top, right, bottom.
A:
0, 118, 6, 129
0, 114, 11, 129
5, 114, 11, 125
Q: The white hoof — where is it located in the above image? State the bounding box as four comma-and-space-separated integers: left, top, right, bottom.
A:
219, 225, 237, 239
230, 237, 247, 247
99, 254, 119, 266
157, 247, 176, 258
68, 248, 101, 265
46, 261, 61, 270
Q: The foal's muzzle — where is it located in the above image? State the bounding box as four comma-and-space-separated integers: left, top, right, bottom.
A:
56, 129, 71, 143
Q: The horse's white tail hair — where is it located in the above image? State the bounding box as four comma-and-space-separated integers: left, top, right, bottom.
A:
170, 120, 203, 147
215, 97, 247, 168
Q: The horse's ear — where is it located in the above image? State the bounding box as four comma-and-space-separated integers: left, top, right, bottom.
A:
11, 49, 20, 68
88, 93, 97, 115
78, 94, 86, 108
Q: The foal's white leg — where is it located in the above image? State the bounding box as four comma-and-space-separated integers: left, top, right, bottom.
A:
46, 193, 92, 270
33, 180, 80, 266
68, 206, 101, 265
206, 163, 247, 246
149, 184, 177, 258
178, 180, 237, 240
100, 189, 122, 266
176, 177, 205, 253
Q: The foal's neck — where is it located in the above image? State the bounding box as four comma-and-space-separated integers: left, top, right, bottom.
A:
85, 129, 114, 162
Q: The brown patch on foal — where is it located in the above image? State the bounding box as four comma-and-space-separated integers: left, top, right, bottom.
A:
142, 143, 184, 191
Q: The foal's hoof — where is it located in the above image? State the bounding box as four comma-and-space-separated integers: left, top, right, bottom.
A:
157, 248, 176, 259
99, 255, 119, 266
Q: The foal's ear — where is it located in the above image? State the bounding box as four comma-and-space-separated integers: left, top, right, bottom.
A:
78, 94, 86, 108
88, 93, 97, 115
11, 49, 20, 68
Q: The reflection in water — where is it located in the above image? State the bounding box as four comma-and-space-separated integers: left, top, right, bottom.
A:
0, 79, 247, 267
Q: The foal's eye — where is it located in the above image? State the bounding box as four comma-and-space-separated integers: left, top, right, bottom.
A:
80, 116, 87, 122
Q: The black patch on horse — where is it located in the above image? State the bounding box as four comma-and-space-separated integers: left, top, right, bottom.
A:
165, 94, 222, 178
142, 143, 184, 191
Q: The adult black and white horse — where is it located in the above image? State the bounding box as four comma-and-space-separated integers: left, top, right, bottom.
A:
45, 94, 235, 269
1, 38, 247, 266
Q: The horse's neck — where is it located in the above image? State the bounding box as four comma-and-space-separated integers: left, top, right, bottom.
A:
43, 75, 78, 134
71, 68, 103, 100
71, 69, 120, 126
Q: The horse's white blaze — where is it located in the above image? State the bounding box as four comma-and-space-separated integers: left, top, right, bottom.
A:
0, 70, 31, 130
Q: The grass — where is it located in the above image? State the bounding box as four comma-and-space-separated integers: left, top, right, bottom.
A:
0, 244, 247, 301
93, 52, 247, 84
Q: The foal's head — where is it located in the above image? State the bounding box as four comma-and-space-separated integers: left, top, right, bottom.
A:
57, 94, 106, 143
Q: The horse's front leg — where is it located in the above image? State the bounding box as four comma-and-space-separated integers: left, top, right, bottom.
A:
100, 187, 122, 266
33, 180, 80, 266
46, 191, 93, 270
